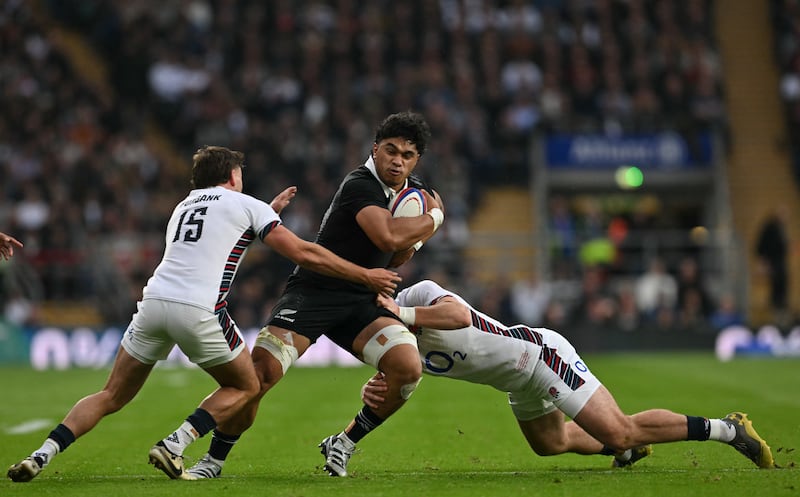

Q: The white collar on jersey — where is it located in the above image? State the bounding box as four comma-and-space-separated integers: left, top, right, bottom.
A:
364, 155, 408, 202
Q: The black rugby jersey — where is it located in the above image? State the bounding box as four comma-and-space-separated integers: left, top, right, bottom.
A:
286, 166, 390, 294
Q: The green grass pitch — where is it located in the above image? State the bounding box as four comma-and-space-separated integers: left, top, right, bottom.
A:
1, 353, 798, 497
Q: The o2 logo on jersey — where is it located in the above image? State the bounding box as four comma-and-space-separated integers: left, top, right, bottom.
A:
574, 360, 588, 373
424, 350, 467, 374
172, 207, 208, 243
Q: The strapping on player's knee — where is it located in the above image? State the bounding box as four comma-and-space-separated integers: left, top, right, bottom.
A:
400, 377, 422, 399
254, 326, 298, 374
361, 324, 417, 369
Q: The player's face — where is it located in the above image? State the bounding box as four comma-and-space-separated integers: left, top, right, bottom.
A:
372, 138, 420, 190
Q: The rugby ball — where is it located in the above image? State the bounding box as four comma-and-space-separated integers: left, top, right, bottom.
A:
389, 187, 426, 218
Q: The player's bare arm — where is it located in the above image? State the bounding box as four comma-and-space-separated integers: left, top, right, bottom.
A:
375, 293, 470, 330
356, 195, 444, 253
264, 225, 400, 296
270, 186, 297, 214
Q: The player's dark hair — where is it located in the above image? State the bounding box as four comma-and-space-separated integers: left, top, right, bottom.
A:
191, 145, 245, 189
374, 111, 432, 156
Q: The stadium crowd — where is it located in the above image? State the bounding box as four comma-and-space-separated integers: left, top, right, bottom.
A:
1, 0, 737, 341
774, 0, 800, 186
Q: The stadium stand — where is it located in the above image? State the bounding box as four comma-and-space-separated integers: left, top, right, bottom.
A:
1, 1, 797, 348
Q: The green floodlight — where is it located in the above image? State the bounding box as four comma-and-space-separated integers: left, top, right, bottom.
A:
615, 165, 644, 189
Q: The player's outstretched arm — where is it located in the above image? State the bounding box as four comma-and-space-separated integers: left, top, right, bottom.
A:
264, 225, 400, 296
376, 293, 470, 330
270, 186, 297, 214
0, 231, 23, 260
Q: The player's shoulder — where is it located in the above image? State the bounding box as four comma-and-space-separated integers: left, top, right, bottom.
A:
222, 189, 269, 210
400, 280, 450, 306
340, 167, 385, 201
343, 165, 376, 184
411, 279, 446, 294
348, 168, 382, 188
217, 190, 279, 225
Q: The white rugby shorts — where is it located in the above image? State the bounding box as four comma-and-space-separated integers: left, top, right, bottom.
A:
121, 298, 245, 368
508, 329, 601, 421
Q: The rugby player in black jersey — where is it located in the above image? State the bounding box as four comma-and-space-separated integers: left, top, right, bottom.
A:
187, 111, 445, 479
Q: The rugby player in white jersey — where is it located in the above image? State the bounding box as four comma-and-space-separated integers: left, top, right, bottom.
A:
7, 145, 400, 483
347, 279, 774, 472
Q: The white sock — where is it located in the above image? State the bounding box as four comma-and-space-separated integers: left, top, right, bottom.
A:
32, 438, 61, 468
338, 431, 356, 450
163, 421, 200, 456
708, 418, 735, 442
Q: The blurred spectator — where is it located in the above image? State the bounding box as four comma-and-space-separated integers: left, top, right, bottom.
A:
676, 256, 713, 319
476, 275, 515, 326
709, 292, 745, 330
676, 286, 707, 330
615, 281, 641, 333
510, 272, 552, 325
755, 205, 790, 325
772, 0, 800, 183
635, 257, 678, 320
573, 266, 617, 327
548, 195, 579, 278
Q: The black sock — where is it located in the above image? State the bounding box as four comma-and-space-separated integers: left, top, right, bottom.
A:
345, 405, 384, 443
49, 424, 76, 452
208, 430, 240, 461
187, 408, 217, 438
600, 446, 616, 456
686, 415, 710, 441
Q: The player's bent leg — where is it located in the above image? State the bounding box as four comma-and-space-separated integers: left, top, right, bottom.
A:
517, 410, 571, 456
517, 411, 610, 456
319, 319, 420, 477
187, 327, 311, 479
198, 347, 261, 424
8, 347, 153, 483
253, 325, 306, 381
358, 319, 421, 414
568, 386, 654, 467
149, 350, 259, 481
64, 346, 155, 437
571, 385, 639, 451
575, 386, 694, 450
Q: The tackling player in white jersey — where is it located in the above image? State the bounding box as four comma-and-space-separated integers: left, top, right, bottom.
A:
348, 279, 775, 472
7, 146, 400, 483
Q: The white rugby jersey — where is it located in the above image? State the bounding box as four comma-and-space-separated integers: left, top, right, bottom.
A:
397, 280, 559, 393
142, 186, 281, 312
